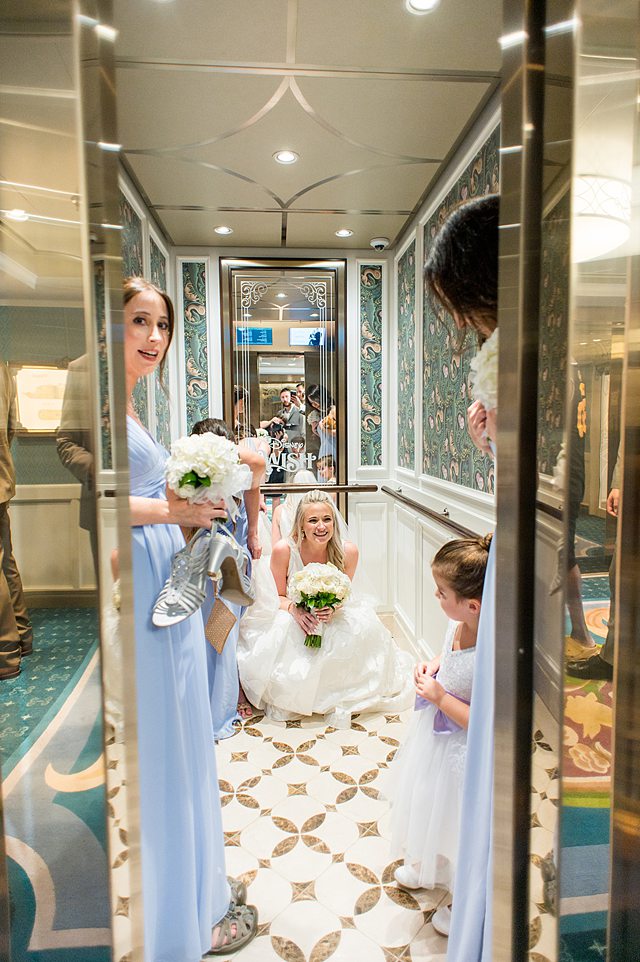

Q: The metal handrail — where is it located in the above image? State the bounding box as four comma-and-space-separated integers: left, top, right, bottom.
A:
381, 485, 481, 540
260, 483, 378, 495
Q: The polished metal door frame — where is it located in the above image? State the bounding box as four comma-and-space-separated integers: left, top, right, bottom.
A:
493, 1, 547, 959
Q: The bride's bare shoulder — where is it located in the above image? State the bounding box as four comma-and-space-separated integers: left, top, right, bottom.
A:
271, 538, 292, 564
344, 541, 359, 562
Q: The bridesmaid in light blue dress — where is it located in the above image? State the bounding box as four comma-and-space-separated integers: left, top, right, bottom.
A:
424, 195, 500, 961
123, 278, 257, 960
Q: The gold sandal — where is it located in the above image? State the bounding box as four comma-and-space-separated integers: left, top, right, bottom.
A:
205, 903, 258, 956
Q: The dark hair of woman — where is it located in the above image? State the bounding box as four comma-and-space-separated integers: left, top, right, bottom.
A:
306, 383, 334, 413
235, 422, 257, 441
431, 533, 493, 600
191, 417, 234, 441
424, 194, 500, 342
123, 276, 174, 386
233, 385, 248, 405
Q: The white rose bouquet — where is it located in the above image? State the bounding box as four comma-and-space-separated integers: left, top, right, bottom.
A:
287, 562, 352, 648
165, 433, 251, 520
469, 328, 499, 412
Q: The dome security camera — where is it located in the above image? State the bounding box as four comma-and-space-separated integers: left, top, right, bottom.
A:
369, 237, 390, 251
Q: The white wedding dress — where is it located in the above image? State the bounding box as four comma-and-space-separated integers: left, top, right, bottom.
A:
237, 540, 414, 727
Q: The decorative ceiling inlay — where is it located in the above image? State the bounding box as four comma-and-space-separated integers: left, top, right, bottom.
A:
113, 0, 501, 248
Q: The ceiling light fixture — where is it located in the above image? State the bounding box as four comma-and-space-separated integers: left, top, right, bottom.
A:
335, 228, 353, 237
273, 149, 299, 165
4, 209, 29, 222
214, 225, 233, 235
310, 313, 319, 318
97, 141, 122, 152
405, 0, 440, 13
277, 292, 287, 298
94, 23, 118, 41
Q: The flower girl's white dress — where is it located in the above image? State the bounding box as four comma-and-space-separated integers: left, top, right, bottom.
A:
390, 620, 475, 890
237, 540, 413, 727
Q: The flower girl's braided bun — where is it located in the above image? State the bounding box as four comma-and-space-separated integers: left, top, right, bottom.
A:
432, 533, 493, 601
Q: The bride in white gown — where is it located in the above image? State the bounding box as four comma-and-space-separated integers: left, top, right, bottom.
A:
237, 489, 413, 727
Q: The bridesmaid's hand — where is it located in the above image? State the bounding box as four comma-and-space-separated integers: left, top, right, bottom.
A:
166, 489, 228, 529
467, 401, 491, 456
248, 531, 262, 560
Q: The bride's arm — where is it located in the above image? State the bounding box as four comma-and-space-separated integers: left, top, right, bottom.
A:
344, 542, 358, 581
271, 540, 320, 633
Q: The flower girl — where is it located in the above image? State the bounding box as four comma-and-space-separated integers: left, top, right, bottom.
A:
389, 534, 492, 936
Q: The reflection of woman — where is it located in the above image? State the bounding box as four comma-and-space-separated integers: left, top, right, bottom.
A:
123, 278, 257, 958
305, 384, 336, 461
237, 490, 413, 728
424, 195, 499, 962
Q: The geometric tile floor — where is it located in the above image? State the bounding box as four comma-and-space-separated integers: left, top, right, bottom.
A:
216, 708, 450, 962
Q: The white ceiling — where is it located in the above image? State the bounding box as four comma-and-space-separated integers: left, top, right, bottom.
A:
114, 0, 502, 249
0, 0, 502, 305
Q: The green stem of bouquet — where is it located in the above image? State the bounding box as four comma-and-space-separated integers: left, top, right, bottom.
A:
304, 633, 323, 649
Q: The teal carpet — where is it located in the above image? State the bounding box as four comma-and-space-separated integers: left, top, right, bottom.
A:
0, 607, 99, 777
1, 607, 110, 961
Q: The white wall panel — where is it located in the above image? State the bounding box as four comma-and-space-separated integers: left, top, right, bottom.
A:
393, 503, 417, 638
350, 497, 389, 608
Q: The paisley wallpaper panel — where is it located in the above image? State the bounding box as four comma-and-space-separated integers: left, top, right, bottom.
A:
149, 238, 172, 451
120, 193, 148, 424
397, 241, 416, 470
537, 192, 570, 477
182, 261, 209, 434
360, 264, 383, 466
93, 259, 112, 470
422, 125, 500, 493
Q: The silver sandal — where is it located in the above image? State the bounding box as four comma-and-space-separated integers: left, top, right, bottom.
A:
152, 528, 210, 626
205, 903, 258, 956
228, 876, 247, 907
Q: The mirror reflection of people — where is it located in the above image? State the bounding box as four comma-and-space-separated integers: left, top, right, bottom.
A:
306, 384, 336, 459
261, 387, 303, 435
122, 277, 257, 958
0, 362, 33, 679
566, 452, 619, 682
424, 194, 499, 962
295, 381, 306, 413
56, 354, 98, 576
316, 454, 336, 484
236, 489, 413, 728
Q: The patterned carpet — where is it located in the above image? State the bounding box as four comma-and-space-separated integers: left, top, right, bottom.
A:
560, 599, 611, 961
0, 608, 110, 962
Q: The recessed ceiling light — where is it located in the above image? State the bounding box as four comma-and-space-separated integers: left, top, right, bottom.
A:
214, 225, 233, 235
273, 149, 299, 165
405, 0, 440, 13
310, 313, 319, 318
579, 341, 588, 345
5, 209, 29, 221
277, 292, 287, 298
97, 141, 122, 152
335, 228, 353, 237
94, 23, 118, 41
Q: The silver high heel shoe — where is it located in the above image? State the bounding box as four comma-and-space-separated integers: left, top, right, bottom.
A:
152, 528, 210, 626
208, 530, 255, 607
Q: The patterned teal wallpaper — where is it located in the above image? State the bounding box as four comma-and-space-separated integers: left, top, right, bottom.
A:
182, 261, 209, 434
149, 237, 172, 451
120, 192, 148, 425
360, 264, 383, 466
93, 259, 112, 470
397, 241, 416, 470
422, 125, 500, 493
537, 191, 569, 476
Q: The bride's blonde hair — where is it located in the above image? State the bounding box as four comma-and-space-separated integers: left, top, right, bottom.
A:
292, 490, 345, 572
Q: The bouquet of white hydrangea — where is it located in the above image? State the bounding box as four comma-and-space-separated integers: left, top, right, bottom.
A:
287, 562, 352, 648
469, 328, 499, 412
165, 433, 251, 519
